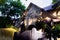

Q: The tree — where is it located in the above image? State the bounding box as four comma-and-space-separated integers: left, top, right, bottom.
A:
0, 0, 7, 5
52, 0, 57, 4
52, 0, 60, 10
0, 0, 25, 28
1, 0, 25, 16
52, 0, 60, 4
52, 0, 60, 39
0, 16, 12, 28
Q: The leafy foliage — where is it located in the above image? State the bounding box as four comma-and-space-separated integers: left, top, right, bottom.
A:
0, 28, 17, 37
52, 0, 57, 4
0, 1, 25, 16
55, 23, 60, 30
0, 17, 12, 28
52, 0, 60, 4
0, 0, 25, 28
0, 0, 7, 5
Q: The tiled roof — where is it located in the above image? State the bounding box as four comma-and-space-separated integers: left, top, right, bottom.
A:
27, 2, 60, 12
27, 3, 44, 11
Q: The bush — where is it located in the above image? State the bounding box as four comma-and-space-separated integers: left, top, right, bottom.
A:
0, 28, 17, 37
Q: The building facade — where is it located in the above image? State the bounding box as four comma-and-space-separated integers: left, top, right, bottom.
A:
23, 2, 60, 29
24, 3, 44, 28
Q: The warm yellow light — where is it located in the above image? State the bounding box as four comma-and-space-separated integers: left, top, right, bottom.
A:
24, 18, 37, 26
53, 19, 60, 22
53, 12, 57, 16
45, 17, 51, 21
58, 11, 60, 15
28, 19, 33, 25
58, 17, 60, 18
39, 12, 42, 15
